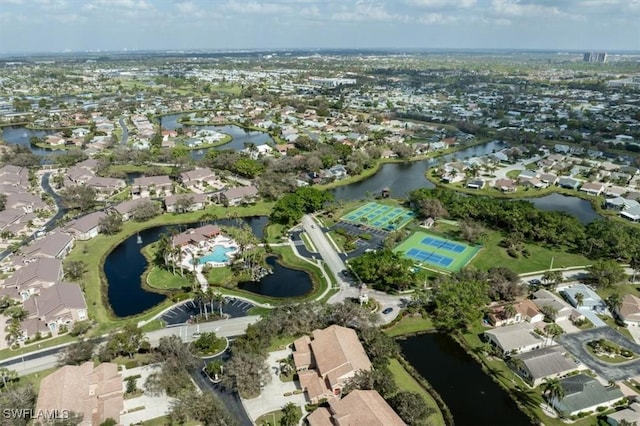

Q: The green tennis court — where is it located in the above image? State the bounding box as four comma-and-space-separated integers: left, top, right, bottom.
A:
394, 231, 480, 272
341, 202, 415, 231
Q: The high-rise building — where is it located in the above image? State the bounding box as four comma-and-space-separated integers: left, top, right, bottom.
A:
583, 52, 607, 63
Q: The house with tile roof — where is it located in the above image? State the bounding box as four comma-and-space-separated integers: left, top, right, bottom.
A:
618, 294, 640, 327
36, 362, 123, 426
306, 390, 405, 426
293, 325, 372, 403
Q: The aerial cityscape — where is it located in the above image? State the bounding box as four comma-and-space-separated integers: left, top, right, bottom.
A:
0, 1, 640, 426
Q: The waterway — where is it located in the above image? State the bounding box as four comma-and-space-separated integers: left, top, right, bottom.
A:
399, 333, 533, 426
1, 125, 57, 157
103, 216, 314, 317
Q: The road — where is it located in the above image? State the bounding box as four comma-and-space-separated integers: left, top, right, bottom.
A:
301, 214, 346, 286
119, 117, 129, 145
0, 316, 260, 376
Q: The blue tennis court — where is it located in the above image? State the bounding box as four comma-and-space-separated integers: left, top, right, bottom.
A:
421, 236, 465, 253
406, 248, 454, 267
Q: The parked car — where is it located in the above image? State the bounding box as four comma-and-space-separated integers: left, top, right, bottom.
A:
382, 307, 393, 315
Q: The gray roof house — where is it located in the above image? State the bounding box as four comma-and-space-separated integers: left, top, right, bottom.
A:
606, 401, 640, 426
20, 232, 74, 260
218, 186, 259, 207
561, 284, 607, 313
2, 258, 63, 298
112, 198, 152, 221
23, 283, 88, 334
65, 211, 107, 241
557, 177, 581, 190
551, 374, 624, 418
532, 289, 581, 322
484, 323, 544, 355
512, 345, 578, 387
621, 206, 640, 222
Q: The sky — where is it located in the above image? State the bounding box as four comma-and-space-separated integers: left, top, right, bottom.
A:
0, 0, 638, 53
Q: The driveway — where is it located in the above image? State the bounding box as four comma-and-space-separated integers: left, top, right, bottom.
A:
558, 327, 640, 381
242, 349, 307, 422
121, 364, 175, 425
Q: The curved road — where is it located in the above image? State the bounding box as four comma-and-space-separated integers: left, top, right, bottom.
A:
119, 117, 129, 145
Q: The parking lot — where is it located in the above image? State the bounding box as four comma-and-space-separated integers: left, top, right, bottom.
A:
160, 298, 253, 325
558, 327, 640, 381
331, 221, 386, 258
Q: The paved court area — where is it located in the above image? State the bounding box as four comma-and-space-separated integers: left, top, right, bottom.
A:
394, 230, 480, 272
558, 327, 640, 381
161, 298, 253, 325
341, 202, 415, 231
120, 364, 176, 425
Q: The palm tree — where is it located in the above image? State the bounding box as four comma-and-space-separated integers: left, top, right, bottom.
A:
213, 292, 225, 317
574, 292, 585, 308
4, 320, 22, 347
544, 323, 564, 347
503, 304, 517, 323
630, 253, 640, 283
507, 357, 526, 384
542, 270, 563, 290
540, 304, 558, 322
606, 292, 622, 316
0, 367, 16, 390
542, 377, 565, 403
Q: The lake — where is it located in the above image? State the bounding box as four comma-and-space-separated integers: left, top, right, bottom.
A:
399, 333, 533, 426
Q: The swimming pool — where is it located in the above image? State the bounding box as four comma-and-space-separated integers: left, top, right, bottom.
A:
194, 245, 237, 264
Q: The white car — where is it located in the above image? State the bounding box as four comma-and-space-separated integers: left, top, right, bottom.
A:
311, 224, 316, 229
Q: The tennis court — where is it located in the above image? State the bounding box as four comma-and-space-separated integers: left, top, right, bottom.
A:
341, 202, 415, 231
394, 231, 480, 272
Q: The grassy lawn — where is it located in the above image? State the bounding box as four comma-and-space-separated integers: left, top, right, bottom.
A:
471, 230, 590, 274
63, 203, 274, 336
140, 319, 166, 333
147, 267, 192, 290
388, 358, 445, 426
267, 335, 296, 352
255, 405, 303, 426
506, 170, 522, 179
384, 314, 434, 337
598, 315, 634, 340
14, 367, 57, 393
598, 283, 640, 300
206, 266, 237, 286
110, 353, 154, 367
264, 222, 288, 243
108, 164, 173, 175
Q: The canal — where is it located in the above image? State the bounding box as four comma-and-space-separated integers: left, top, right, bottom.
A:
399, 333, 533, 426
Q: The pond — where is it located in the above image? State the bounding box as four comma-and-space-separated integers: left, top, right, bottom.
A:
159, 114, 274, 159
103, 216, 311, 317
237, 256, 313, 298
0, 125, 57, 157
399, 333, 533, 426
524, 193, 600, 224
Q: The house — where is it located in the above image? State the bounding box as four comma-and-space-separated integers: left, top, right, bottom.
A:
467, 179, 485, 189
164, 193, 208, 213
621, 206, 640, 222
487, 300, 545, 327
6, 192, 47, 213
293, 325, 372, 403
605, 197, 640, 211
20, 231, 74, 260
1, 257, 63, 299
618, 294, 640, 327
275, 143, 296, 155
36, 362, 123, 426
511, 345, 578, 387
518, 170, 539, 181
580, 182, 605, 196
171, 224, 221, 248
606, 400, 640, 426
23, 282, 88, 334
561, 284, 608, 313
218, 186, 259, 207
328, 165, 348, 179
494, 178, 517, 193
522, 177, 547, 189
484, 323, 544, 356
532, 289, 581, 322
131, 175, 173, 198
179, 167, 223, 191
550, 374, 624, 418
242, 143, 273, 160
85, 176, 126, 196
112, 198, 152, 221
64, 211, 106, 240
306, 390, 405, 426
557, 177, 581, 190
540, 173, 559, 185
555, 144, 571, 154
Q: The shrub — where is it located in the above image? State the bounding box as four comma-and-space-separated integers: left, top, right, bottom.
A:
359, 233, 372, 240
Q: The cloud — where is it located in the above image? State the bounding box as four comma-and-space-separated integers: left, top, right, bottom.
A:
224, 0, 293, 15
407, 0, 476, 8
83, 0, 153, 11
332, 1, 408, 22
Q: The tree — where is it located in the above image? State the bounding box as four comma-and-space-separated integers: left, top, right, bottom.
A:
630, 253, 640, 283
358, 326, 399, 368
606, 292, 622, 315
389, 391, 435, 425
221, 351, 270, 398
63, 260, 86, 281
487, 267, 523, 302
99, 214, 123, 235
542, 377, 565, 403
270, 187, 333, 225
169, 389, 236, 426
105, 323, 145, 359
415, 198, 448, 220
174, 195, 194, 213
432, 278, 489, 332
544, 323, 564, 347
540, 304, 558, 322
69, 320, 92, 337
0, 383, 37, 426
280, 402, 302, 426
587, 260, 626, 288
343, 367, 397, 398
131, 200, 160, 222
0, 194, 6, 211
145, 335, 200, 397
574, 292, 585, 308
57, 339, 97, 366
349, 249, 415, 292
541, 270, 563, 289
0, 367, 17, 389
61, 185, 97, 212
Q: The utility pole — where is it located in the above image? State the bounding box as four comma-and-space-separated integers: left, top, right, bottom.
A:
549, 256, 554, 271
